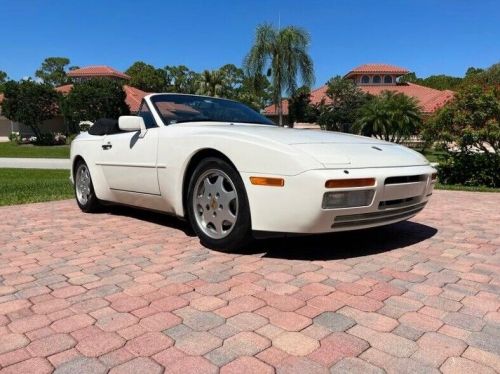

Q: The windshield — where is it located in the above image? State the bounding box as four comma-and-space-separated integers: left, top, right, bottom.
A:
150, 94, 275, 126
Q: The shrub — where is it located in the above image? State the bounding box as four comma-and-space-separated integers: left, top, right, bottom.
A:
61, 78, 130, 133
8, 132, 20, 143
438, 152, 500, 187
53, 133, 67, 145
1, 80, 60, 140
317, 76, 371, 132
424, 84, 500, 187
34, 133, 55, 146
354, 91, 422, 143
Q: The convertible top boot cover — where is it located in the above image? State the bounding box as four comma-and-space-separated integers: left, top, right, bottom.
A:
88, 118, 122, 136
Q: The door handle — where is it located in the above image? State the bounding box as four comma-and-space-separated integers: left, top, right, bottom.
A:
102, 143, 112, 150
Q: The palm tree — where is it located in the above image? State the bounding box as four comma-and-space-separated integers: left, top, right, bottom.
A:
196, 70, 227, 97
244, 24, 314, 126
354, 91, 422, 143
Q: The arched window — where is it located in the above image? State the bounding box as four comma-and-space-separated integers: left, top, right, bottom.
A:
373, 75, 381, 84
384, 75, 393, 84
361, 75, 370, 84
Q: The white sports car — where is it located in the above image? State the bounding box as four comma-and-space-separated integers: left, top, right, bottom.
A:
71, 94, 436, 250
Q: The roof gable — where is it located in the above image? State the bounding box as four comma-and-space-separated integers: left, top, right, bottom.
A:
67, 66, 130, 80
345, 64, 409, 79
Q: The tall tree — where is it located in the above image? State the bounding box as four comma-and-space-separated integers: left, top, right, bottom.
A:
125, 61, 166, 92
318, 76, 371, 132
196, 70, 227, 97
61, 78, 130, 133
462, 63, 500, 87
163, 65, 199, 93
35, 57, 71, 86
354, 91, 422, 143
219, 64, 244, 98
1, 80, 61, 140
244, 24, 314, 126
288, 86, 315, 125
0, 70, 8, 92
238, 73, 272, 110
400, 72, 462, 90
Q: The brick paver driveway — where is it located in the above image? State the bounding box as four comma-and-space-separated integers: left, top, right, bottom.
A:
0, 190, 499, 373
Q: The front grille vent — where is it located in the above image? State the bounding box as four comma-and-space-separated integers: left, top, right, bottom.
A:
385, 175, 427, 185
332, 202, 426, 229
379, 196, 422, 209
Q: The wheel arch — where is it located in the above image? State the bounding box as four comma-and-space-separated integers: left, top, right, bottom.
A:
181, 148, 239, 219
72, 155, 85, 182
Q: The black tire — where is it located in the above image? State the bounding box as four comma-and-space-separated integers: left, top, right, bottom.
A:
187, 157, 252, 251
74, 160, 101, 213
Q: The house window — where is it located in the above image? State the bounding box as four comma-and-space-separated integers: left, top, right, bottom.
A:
361, 75, 370, 84
384, 75, 393, 84
373, 75, 381, 84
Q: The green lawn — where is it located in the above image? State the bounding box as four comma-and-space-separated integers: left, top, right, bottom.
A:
0, 142, 70, 158
0, 168, 74, 206
419, 149, 447, 163
435, 183, 500, 193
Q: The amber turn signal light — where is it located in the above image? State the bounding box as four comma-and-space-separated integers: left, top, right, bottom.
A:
250, 176, 285, 187
431, 173, 438, 181
325, 178, 376, 188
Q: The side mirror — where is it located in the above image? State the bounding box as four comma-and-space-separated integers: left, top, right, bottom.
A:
118, 116, 147, 138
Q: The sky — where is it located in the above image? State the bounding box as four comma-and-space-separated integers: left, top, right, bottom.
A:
1, 0, 499, 86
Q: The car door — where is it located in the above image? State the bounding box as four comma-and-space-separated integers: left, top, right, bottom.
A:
97, 101, 160, 196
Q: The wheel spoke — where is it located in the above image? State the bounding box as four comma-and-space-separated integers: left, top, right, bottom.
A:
203, 178, 212, 193
219, 208, 236, 226
219, 189, 236, 207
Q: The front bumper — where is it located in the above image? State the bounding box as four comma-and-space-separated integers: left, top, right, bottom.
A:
241, 165, 435, 233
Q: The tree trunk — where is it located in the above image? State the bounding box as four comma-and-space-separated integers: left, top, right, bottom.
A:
278, 94, 283, 127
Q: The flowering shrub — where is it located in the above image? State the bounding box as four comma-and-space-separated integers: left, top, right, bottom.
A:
8, 132, 69, 146
8, 132, 20, 143
54, 133, 67, 145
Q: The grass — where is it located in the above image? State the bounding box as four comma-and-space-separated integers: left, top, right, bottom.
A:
0, 142, 70, 158
418, 148, 447, 163
0, 168, 74, 206
435, 183, 500, 193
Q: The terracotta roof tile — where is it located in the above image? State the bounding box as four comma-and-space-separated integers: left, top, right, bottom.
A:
264, 82, 454, 116
360, 83, 454, 113
347, 63, 409, 75
55, 84, 73, 94
67, 65, 130, 80
123, 85, 148, 112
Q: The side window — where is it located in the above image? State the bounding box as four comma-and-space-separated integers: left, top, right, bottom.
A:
138, 101, 158, 129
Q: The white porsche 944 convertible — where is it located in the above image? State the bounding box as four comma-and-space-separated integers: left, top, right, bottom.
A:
71, 94, 436, 250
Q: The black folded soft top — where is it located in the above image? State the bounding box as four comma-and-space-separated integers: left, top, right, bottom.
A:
88, 118, 123, 136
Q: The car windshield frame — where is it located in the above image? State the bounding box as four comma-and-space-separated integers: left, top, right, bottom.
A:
150, 94, 276, 126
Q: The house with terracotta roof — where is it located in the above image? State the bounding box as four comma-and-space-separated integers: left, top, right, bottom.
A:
264, 63, 455, 125
55, 65, 147, 112
0, 65, 148, 140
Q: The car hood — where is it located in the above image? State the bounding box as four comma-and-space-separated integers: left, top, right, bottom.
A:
183, 123, 430, 169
